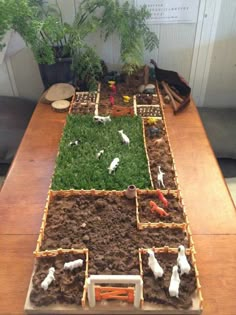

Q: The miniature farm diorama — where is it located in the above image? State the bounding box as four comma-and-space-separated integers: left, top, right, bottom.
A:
25, 67, 203, 314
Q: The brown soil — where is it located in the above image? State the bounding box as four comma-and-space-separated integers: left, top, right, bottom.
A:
71, 103, 95, 115
70, 93, 97, 115
144, 119, 177, 190
136, 94, 160, 105
99, 82, 139, 115
141, 252, 197, 309
30, 253, 85, 306
40, 194, 189, 275
138, 192, 185, 224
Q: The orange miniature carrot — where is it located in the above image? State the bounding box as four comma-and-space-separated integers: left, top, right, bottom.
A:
156, 189, 168, 207
149, 200, 169, 217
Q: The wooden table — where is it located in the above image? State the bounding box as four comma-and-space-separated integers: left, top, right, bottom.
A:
0, 100, 235, 315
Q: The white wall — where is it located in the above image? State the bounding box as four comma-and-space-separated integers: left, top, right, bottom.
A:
2, 0, 234, 107
204, 0, 236, 107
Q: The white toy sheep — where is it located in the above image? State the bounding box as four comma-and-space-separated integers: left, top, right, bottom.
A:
64, 259, 83, 271
93, 115, 111, 124
41, 267, 55, 291
177, 245, 191, 275
147, 249, 164, 279
169, 265, 180, 298
108, 157, 120, 174
118, 130, 130, 145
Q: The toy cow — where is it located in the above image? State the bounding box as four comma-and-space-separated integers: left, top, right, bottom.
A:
41, 267, 55, 291
108, 157, 120, 174
93, 115, 111, 124
177, 245, 191, 275
147, 249, 164, 279
118, 130, 130, 145
96, 150, 104, 159
69, 139, 80, 146
169, 265, 180, 298
64, 259, 83, 271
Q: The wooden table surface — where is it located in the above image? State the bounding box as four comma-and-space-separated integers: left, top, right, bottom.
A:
0, 101, 236, 315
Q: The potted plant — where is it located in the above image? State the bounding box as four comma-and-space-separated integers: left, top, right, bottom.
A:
99, 1, 158, 84
0, 0, 158, 90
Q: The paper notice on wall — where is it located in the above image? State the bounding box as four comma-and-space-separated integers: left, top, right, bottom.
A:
135, 0, 200, 24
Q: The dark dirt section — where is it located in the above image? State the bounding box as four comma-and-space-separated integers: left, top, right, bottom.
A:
40, 195, 189, 275
100, 83, 136, 105
71, 103, 95, 115
138, 192, 185, 224
136, 94, 160, 105
30, 253, 85, 306
144, 119, 177, 190
142, 252, 197, 309
99, 84, 135, 115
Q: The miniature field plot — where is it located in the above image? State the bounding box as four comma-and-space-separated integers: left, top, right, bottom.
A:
70, 92, 99, 115
35, 189, 190, 254
139, 247, 203, 313
136, 190, 186, 229
51, 115, 152, 190
134, 94, 162, 118
143, 118, 178, 190
26, 251, 87, 310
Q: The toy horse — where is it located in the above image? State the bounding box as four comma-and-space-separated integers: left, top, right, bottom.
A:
150, 59, 191, 114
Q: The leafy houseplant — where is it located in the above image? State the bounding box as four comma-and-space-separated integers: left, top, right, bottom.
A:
100, 1, 158, 79
0, 0, 158, 90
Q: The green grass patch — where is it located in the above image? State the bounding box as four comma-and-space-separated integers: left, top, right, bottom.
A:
51, 114, 152, 190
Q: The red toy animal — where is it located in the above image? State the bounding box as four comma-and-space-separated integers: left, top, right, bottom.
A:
149, 200, 169, 217
156, 189, 168, 207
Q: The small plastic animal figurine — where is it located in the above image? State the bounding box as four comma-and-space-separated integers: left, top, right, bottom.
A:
154, 137, 165, 146
147, 249, 164, 279
96, 150, 104, 159
157, 166, 165, 188
64, 259, 83, 271
69, 139, 80, 146
108, 157, 120, 174
118, 130, 130, 145
93, 115, 111, 124
156, 189, 168, 207
177, 245, 191, 275
109, 95, 115, 106
147, 126, 159, 138
123, 95, 131, 103
41, 267, 55, 291
149, 200, 169, 217
169, 265, 180, 298
146, 117, 158, 125
108, 80, 115, 87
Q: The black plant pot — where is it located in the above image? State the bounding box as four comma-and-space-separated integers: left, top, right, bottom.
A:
38, 57, 74, 89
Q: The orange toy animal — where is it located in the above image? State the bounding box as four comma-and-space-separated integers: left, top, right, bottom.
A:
149, 200, 169, 217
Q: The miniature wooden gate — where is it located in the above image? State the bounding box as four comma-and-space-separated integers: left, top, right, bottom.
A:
87, 275, 143, 308
95, 286, 134, 303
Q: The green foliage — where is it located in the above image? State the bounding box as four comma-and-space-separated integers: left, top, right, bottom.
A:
0, 0, 158, 86
51, 115, 151, 191
72, 46, 103, 91
99, 0, 159, 75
